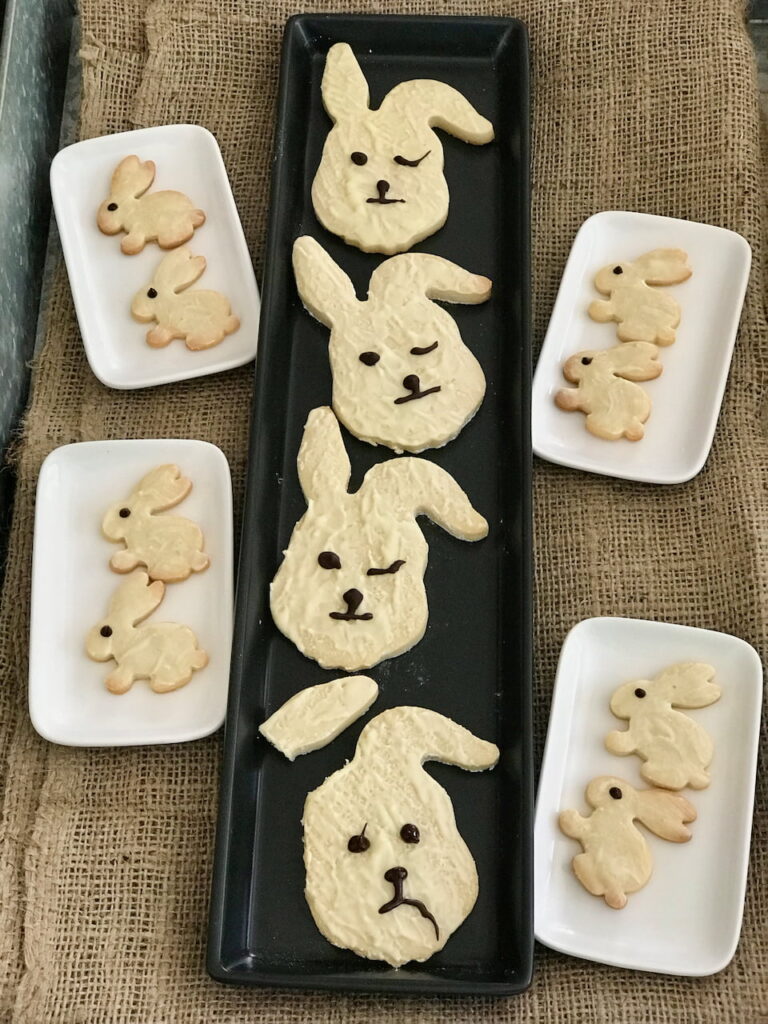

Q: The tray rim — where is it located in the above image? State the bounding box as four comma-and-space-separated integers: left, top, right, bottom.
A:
207, 11, 533, 995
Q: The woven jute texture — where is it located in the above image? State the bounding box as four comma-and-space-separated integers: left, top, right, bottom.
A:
0, 0, 766, 1020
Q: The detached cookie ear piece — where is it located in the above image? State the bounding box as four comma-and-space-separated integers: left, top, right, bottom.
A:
606, 662, 720, 789
559, 776, 696, 910
259, 676, 379, 760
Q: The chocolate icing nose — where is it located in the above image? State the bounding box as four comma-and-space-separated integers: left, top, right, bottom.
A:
376, 179, 390, 196
343, 588, 364, 613
384, 866, 407, 884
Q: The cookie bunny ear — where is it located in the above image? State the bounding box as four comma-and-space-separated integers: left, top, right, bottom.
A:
633, 788, 697, 842
359, 458, 488, 540
112, 155, 155, 199
632, 249, 692, 285
109, 570, 165, 624
381, 80, 494, 145
297, 406, 352, 502
321, 42, 370, 122
153, 248, 206, 293
131, 465, 192, 513
292, 236, 357, 326
651, 662, 720, 708
369, 253, 492, 305
356, 706, 499, 773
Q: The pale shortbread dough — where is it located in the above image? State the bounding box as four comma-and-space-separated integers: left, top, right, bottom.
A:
270, 407, 488, 672
302, 706, 499, 966
606, 662, 720, 790
311, 42, 494, 255
559, 776, 696, 910
555, 342, 662, 441
259, 675, 379, 760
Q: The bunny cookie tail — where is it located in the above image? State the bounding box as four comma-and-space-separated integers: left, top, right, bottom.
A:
191, 209, 206, 228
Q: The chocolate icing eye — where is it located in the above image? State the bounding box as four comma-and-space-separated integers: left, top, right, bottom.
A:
348, 824, 370, 852
367, 559, 405, 576
394, 151, 431, 167
612, 266, 623, 275
100, 625, 113, 638
410, 341, 438, 356
351, 152, 368, 166
318, 551, 341, 570
400, 823, 420, 844
119, 508, 131, 518
634, 687, 646, 698
107, 202, 118, 211
609, 786, 622, 800
359, 352, 380, 366
581, 357, 592, 365
147, 288, 157, 299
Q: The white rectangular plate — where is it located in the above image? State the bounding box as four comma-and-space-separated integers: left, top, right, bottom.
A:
534, 616, 762, 976
532, 211, 751, 483
50, 124, 260, 389
29, 439, 233, 746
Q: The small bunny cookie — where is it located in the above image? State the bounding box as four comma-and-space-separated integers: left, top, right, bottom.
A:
131, 248, 240, 350
85, 571, 208, 694
559, 776, 696, 909
312, 43, 494, 254
293, 236, 490, 453
270, 407, 488, 672
588, 249, 692, 344
102, 465, 210, 583
303, 706, 499, 966
97, 155, 206, 255
606, 662, 720, 790
555, 342, 662, 441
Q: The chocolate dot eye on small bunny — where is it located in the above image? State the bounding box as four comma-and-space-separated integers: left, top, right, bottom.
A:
97, 155, 206, 255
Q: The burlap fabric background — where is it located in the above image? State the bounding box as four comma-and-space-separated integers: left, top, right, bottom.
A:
0, 0, 765, 1020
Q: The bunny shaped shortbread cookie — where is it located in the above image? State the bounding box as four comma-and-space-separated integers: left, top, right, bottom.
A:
588, 249, 692, 345
97, 155, 205, 255
85, 571, 208, 694
555, 342, 662, 441
270, 407, 488, 671
131, 248, 240, 350
559, 776, 696, 909
312, 43, 494, 254
606, 662, 720, 790
293, 236, 491, 452
303, 706, 499, 966
102, 464, 210, 582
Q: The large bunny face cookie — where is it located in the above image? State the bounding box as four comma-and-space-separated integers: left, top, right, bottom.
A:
293, 237, 491, 453
270, 407, 488, 671
311, 43, 494, 254
303, 706, 499, 967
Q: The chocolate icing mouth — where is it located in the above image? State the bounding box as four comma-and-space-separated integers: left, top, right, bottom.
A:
394, 374, 442, 405
378, 866, 439, 940
366, 180, 405, 205
329, 587, 373, 622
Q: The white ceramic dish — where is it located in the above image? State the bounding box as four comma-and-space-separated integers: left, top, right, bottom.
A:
50, 124, 260, 389
29, 439, 233, 746
534, 616, 762, 976
532, 211, 751, 483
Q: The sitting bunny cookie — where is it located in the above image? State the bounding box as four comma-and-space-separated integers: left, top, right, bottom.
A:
559, 776, 696, 909
303, 706, 499, 966
293, 236, 490, 453
555, 342, 662, 441
270, 407, 488, 672
312, 42, 494, 254
131, 248, 240, 350
588, 249, 692, 345
85, 571, 208, 694
97, 155, 206, 255
606, 662, 720, 790
102, 464, 210, 583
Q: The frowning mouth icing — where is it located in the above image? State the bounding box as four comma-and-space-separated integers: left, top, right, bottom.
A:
329, 588, 373, 622
378, 866, 439, 940
394, 374, 442, 405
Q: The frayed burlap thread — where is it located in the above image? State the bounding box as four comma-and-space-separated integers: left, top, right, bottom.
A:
1, 1, 766, 1021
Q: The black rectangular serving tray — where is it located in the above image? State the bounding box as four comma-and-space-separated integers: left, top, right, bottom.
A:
208, 13, 532, 995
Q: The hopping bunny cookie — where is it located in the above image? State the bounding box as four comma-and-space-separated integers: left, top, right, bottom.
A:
303, 706, 499, 966
559, 776, 696, 909
555, 342, 662, 441
293, 237, 490, 453
270, 407, 488, 672
85, 571, 208, 694
131, 248, 240, 350
97, 155, 205, 255
102, 464, 210, 583
606, 662, 720, 790
588, 249, 692, 345
312, 42, 494, 254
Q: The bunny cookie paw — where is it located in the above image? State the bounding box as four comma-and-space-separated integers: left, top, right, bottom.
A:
555, 341, 662, 441
312, 43, 494, 254
85, 571, 208, 694
131, 248, 240, 350
102, 464, 210, 582
97, 155, 206, 254
588, 249, 692, 345
303, 706, 498, 966
559, 776, 696, 909
606, 662, 720, 790
270, 406, 488, 672
293, 236, 490, 453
